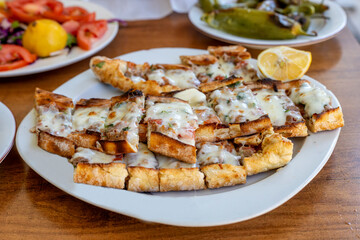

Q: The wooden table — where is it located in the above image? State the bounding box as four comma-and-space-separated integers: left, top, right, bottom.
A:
1, 13, 360, 239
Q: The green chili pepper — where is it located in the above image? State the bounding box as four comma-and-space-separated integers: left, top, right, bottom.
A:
199, 0, 219, 13
201, 8, 316, 40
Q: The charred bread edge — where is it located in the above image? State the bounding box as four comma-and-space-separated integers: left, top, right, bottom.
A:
148, 132, 196, 164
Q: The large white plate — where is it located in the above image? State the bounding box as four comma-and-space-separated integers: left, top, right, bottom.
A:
188, 0, 346, 49
0, 102, 16, 163
0, 0, 118, 78
16, 48, 341, 227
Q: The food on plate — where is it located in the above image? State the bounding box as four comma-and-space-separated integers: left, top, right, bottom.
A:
257, 46, 312, 81
32, 44, 344, 192
0, 0, 113, 71
157, 154, 206, 192
236, 128, 293, 175
34, 88, 75, 158
145, 96, 198, 164
22, 19, 67, 57
125, 143, 159, 192
0, 44, 36, 71
91, 45, 257, 96
197, 141, 246, 189
198, 0, 328, 40
70, 147, 128, 189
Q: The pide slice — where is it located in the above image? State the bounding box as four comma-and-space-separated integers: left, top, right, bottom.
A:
90, 57, 199, 96
253, 88, 308, 137
69, 98, 111, 151
145, 96, 198, 164
208, 83, 272, 137
124, 143, 159, 192
35, 88, 75, 158
287, 80, 344, 132
100, 90, 145, 154
235, 129, 293, 176
197, 141, 246, 189
70, 147, 128, 189
157, 154, 205, 192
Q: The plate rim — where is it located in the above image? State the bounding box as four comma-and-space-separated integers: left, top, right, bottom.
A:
188, 0, 347, 49
0, 102, 16, 163
0, 0, 119, 78
16, 47, 342, 227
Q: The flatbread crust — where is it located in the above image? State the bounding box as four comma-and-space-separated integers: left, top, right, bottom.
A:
159, 168, 205, 192
240, 132, 294, 176
90, 57, 184, 96
38, 131, 75, 158
74, 162, 128, 189
127, 167, 159, 192
200, 164, 246, 189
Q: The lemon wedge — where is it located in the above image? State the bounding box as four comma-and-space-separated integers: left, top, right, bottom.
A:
257, 46, 312, 81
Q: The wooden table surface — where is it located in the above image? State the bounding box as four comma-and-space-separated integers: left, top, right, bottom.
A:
1, 13, 360, 239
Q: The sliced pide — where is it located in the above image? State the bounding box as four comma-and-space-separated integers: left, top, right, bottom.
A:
70, 147, 128, 189
236, 129, 294, 176
208, 83, 272, 137
286, 80, 344, 132
124, 143, 159, 192
145, 96, 198, 163
100, 90, 145, 154
34, 88, 75, 158
90, 57, 199, 96
69, 98, 111, 151
253, 88, 308, 138
157, 154, 205, 192
173, 88, 226, 142
197, 141, 246, 189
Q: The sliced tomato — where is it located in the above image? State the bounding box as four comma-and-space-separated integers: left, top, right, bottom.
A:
62, 20, 80, 35
7, 0, 64, 23
0, 44, 37, 71
77, 20, 108, 50
50, 6, 96, 23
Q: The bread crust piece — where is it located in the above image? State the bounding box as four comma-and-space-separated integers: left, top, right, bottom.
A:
90, 57, 181, 96
74, 162, 128, 189
148, 132, 197, 164
201, 164, 246, 189
159, 168, 205, 192
68, 131, 101, 150
38, 131, 75, 158
35, 88, 74, 111
127, 167, 159, 192
241, 132, 293, 176
307, 107, 344, 132
199, 76, 243, 93
208, 45, 251, 60
274, 122, 308, 138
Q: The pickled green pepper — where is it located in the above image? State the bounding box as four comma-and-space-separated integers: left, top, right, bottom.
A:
201, 8, 315, 40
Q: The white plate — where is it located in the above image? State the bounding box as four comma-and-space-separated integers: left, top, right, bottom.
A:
0, 0, 118, 78
0, 102, 16, 163
188, 0, 346, 49
16, 48, 341, 227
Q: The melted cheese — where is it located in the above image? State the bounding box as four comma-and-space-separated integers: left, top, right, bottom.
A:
131, 76, 146, 83
173, 88, 206, 106
72, 106, 109, 132
125, 143, 158, 168
105, 100, 143, 143
145, 102, 198, 146
197, 143, 241, 166
254, 89, 302, 126
146, 69, 200, 88
156, 154, 197, 169
37, 105, 72, 137
71, 147, 115, 164
289, 82, 331, 116
209, 85, 265, 124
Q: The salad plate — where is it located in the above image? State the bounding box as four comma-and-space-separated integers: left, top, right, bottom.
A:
188, 0, 346, 49
0, 102, 16, 163
0, 0, 118, 78
16, 48, 341, 226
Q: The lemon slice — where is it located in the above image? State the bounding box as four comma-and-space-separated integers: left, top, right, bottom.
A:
257, 46, 312, 81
